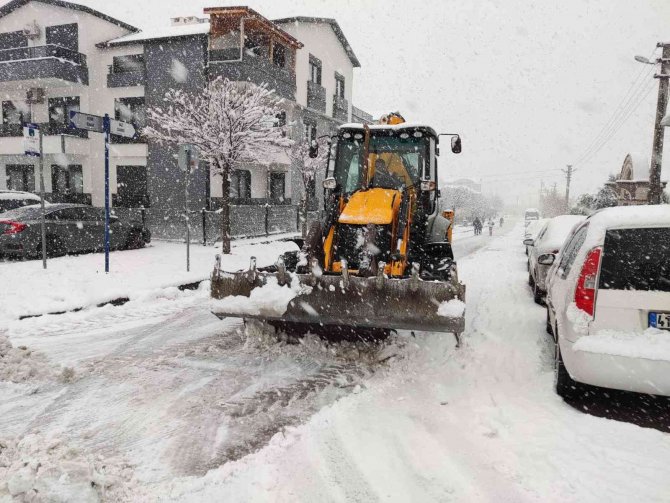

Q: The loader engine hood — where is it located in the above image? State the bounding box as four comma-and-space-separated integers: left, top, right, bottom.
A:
338, 188, 400, 225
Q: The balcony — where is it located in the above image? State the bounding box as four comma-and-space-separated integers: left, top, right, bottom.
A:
333, 95, 349, 122
209, 52, 297, 101
307, 81, 326, 113
0, 124, 24, 137
0, 122, 87, 138
0, 45, 88, 85
107, 67, 145, 88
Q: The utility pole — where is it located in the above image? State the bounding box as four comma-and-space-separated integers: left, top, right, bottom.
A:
562, 164, 574, 209
648, 42, 670, 205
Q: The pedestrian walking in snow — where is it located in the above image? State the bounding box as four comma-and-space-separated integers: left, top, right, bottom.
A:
499, 216, 504, 228
488, 219, 494, 236
473, 217, 482, 235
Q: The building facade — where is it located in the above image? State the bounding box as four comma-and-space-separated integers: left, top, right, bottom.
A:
0, 0, 372, 239
606, 153, 668, 206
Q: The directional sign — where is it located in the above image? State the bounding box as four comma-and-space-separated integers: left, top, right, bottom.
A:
23, 123, 40, 157
109, 119, 136, 138
69, 110, 104, 133
178, 144, 199, 173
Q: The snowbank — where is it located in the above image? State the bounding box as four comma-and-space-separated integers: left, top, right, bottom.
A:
0, 434, 143, 502
573, 327, 670, 361
437, 298, 466, 317
0, 334, 57, 383
0, 237, 299, 327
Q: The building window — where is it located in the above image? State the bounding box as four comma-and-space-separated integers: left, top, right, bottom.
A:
272, 43, 286, 68
114, 97, 145, 142
45, 23, 78, 52
2, 101, 30, 125
335, 73, 345, 99
112, 54, 145, 73
303, 120, 317, 143
48, 97, 79, 129
52, 165, 83, 195
230, 169, 251, 199
244, 31, 268, 58
270, 172, 285, 201
275, 111, 286, 127
116, 165, 148, 207
309, 55, 322, 85
6, 164, 34, 192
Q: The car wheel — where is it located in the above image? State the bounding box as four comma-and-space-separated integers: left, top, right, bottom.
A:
125, 229, 145, 250
533, 281, 544, 305
555, 340, 581, 400
546, 308, 554, 337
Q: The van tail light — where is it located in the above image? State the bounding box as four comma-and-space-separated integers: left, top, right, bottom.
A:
575, 246, 602, 317
0, 220, 27, 235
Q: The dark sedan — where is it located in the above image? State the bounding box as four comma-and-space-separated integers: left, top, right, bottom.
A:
0, 204, 150, 259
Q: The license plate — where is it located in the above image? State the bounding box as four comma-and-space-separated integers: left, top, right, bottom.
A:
649, 312, 670, 330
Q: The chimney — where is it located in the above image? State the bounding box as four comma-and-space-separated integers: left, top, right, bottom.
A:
171, 16, 205, 26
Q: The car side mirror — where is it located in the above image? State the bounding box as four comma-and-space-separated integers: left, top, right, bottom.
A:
451, 135, 462, 154
523, 238, 534, 246
538, 253, 555, 266
323, 177, 336, 190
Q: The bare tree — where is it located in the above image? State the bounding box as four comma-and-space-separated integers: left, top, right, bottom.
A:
288, 137, 329, 236
143, 77, 291, 253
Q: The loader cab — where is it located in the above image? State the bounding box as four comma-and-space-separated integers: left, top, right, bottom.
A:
325, 125, 440, 215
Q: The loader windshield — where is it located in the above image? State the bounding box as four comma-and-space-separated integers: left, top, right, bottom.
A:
333, 131, 429, 194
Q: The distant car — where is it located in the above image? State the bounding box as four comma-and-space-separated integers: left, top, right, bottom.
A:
524, 208, 540, 227
546, 206, 670, 398
0, 189, 42, 213
0, 203, 150, 259
524, 218, 548, 255
525, 215, 585, 304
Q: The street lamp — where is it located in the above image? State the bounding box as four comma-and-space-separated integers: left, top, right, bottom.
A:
634, 55, 655, 65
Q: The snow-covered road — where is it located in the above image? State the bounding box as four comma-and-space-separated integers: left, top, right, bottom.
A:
2, 224, 670, 501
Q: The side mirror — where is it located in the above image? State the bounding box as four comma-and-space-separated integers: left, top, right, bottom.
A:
308, 140, 318, 158
323, 177, 336, 190
451, 135, 462, 154
538, 253, 555, 266
523, 238, 534, 246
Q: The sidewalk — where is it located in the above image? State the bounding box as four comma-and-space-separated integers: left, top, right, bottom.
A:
0, 235, 299, 326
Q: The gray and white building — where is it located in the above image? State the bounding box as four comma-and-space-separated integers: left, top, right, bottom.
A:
0, 1, 372, 239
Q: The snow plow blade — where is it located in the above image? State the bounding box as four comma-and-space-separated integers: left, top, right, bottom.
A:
211, 259, 465, 339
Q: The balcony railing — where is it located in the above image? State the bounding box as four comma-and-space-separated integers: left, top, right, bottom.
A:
0, 123, 24, 137
0, 45, 86, 66
107, 65, 145, 88
307, 81, 326, 113
0, 122, 88, 138
333, 94, 348, 122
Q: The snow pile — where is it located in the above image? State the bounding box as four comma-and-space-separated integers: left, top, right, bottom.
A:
0, 434, 143, 502
574, 327, 670, 361
211, 276, 311, 317
437, 299, 466, 318
0, 334, 57, 383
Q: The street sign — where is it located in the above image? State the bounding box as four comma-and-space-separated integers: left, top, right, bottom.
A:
23, 123, 40, 157
178, 144, 199, 172
109, 119, 136, 138
69, 110, 104, 133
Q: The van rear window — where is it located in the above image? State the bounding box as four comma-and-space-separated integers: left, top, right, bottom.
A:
599, 227, 670, 292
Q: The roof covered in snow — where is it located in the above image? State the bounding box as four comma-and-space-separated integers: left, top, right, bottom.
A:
618, 152, 651, 182
537, 215, 586, 251
273, 16, 361, 67
587, 204, 670, 230
103, 21, 210, 46
0, 0, 138, 32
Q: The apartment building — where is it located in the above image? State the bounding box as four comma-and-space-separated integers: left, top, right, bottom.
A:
0, 0, 371, 239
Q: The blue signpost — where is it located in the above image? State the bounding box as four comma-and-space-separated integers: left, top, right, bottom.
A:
69, 111, 136, 273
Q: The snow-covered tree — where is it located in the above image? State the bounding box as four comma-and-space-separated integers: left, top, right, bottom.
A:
288, 137, 329, 236
143, 77, 291, 253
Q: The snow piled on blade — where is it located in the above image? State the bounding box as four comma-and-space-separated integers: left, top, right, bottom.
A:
574, 327, 670, 361
437, 299, 466, 318
0, 434, 144, 502
210, 276, 312, 317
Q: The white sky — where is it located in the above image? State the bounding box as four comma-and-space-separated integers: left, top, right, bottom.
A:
15, 0, 670, 205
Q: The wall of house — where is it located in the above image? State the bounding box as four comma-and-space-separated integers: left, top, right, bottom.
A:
277, 21, 354, 122
0, 1, 135, 207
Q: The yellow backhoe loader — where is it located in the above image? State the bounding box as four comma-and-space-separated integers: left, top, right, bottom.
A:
211, 113, 466, 345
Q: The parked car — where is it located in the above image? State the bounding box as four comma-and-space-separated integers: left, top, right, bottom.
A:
524, 218, 548, 256
546, 206, 670, 398
0, 203, 150, 259
525, 215, 585, 303
0, 189, 42, 213
524, 208, 540, 227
